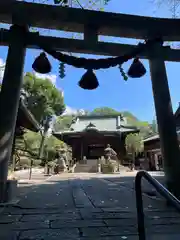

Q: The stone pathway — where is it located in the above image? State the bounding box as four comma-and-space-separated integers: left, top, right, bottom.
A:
0, 173, 180, 239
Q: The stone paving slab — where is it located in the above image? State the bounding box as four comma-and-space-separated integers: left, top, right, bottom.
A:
104, 219, 137, 227
72, 186, 94, 208
108, 226, 137, 235
81, 237, 136, 240
51, 219, 106, 228
20, 212, 81, 222
80, 227, 111, 237
19, 228, 79, 240
3, 207, 79, 215
1, 174, 180, 239
0, 231, 19, 240
1, 221, 49, 231
80, 235, 180, 240
0, 214, 22, 223
80, 211, 136, 219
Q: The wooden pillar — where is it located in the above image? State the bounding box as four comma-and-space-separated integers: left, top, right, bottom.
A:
0, 25, 27, 202
80, 139, 83, 162
149, 41, 180, 197
144, 151, 148, 170
119, 134, 126, 163
11, 134, 16, 171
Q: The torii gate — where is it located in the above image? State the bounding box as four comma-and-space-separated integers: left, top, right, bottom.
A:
0, 1, 180, 201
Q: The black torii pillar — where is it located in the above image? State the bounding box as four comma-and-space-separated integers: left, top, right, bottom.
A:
0, 25, 27, 202
149, 41, 180, 197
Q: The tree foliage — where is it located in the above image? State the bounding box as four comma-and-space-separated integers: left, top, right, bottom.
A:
53, 115, 74, 132
125, 133, 144, 157
153, 0, 180, 22
23, 72, 65, 123
53, 0, 111, 9
89, 107, 153, 138
121, 111, 138, 123
23, 130, 65, 161
149, 118, 158, 134
91, 107, 119, 115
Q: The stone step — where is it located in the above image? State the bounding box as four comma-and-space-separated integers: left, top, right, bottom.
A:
74, 160, 98, 173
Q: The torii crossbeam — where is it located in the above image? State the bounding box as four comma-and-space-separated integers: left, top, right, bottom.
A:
1, 1, 180, 41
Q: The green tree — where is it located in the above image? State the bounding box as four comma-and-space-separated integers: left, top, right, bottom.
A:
150, 118, 158, 134
23, 72, 65, 123
121, 111, 152, 138
53, 0, 110, 9
43, 135, 65, 162
153, 0, 180, 17
53, 115, 74, 131
125, 133, 144, 166
91, 107, 119, 115
121, 111, 138, 123
23, 130, 65, 162
23, 72, 65, 159
23, 131, 42, 155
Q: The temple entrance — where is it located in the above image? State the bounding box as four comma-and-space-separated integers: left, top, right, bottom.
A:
54, 115, 135, 163
87, 144, 104, 159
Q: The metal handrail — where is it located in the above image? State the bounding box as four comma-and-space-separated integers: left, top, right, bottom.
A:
135, 170, 180, 240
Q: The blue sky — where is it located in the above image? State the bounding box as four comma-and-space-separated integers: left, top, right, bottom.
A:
0, 0, 180, 122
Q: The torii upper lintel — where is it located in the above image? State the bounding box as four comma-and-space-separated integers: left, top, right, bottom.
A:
1, 1, 180, 41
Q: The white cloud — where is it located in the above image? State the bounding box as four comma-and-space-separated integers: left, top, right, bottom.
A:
0, 64, 58, 86
34, 72, 57, 85
63, 106, 77, 115
0, 61, 59, 86
62, 106, 86, 116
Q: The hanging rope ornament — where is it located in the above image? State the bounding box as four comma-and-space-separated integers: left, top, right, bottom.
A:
78, 69, 99, 90
59, 62, 66, 79
32, 52, 51, 74
127, 58, 146, 78
39, 38, 161, 70
119, 65, 128, 81
33, 38, 162, 89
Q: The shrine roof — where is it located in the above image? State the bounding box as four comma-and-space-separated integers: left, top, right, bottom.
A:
54, 114, 139, 136
71, 115, 120, 132
143, 130, 180, 144
175, 105, 180, 118
143, 134, 159, 143
144, 106, 180, 144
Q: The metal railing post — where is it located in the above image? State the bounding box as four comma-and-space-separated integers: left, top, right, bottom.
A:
135, 170, 180, 240
135, 172, 146, 240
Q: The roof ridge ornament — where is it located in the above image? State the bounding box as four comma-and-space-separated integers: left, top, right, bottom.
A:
87, 122, 96, 128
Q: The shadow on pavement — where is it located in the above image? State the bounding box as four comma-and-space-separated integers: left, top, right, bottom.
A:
0, 174, 179, 239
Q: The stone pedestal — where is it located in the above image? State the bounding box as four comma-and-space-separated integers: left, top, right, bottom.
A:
98, 163, 101, 173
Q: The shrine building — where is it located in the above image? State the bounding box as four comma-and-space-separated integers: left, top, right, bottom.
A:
53, 114, 139, 161
142, 104, 180, 170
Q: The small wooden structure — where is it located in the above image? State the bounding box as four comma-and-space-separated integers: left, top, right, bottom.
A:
53, 114, 138, 162
143, 105, 180, 170
16, 98, 39, 133
11, 98, 40, 165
